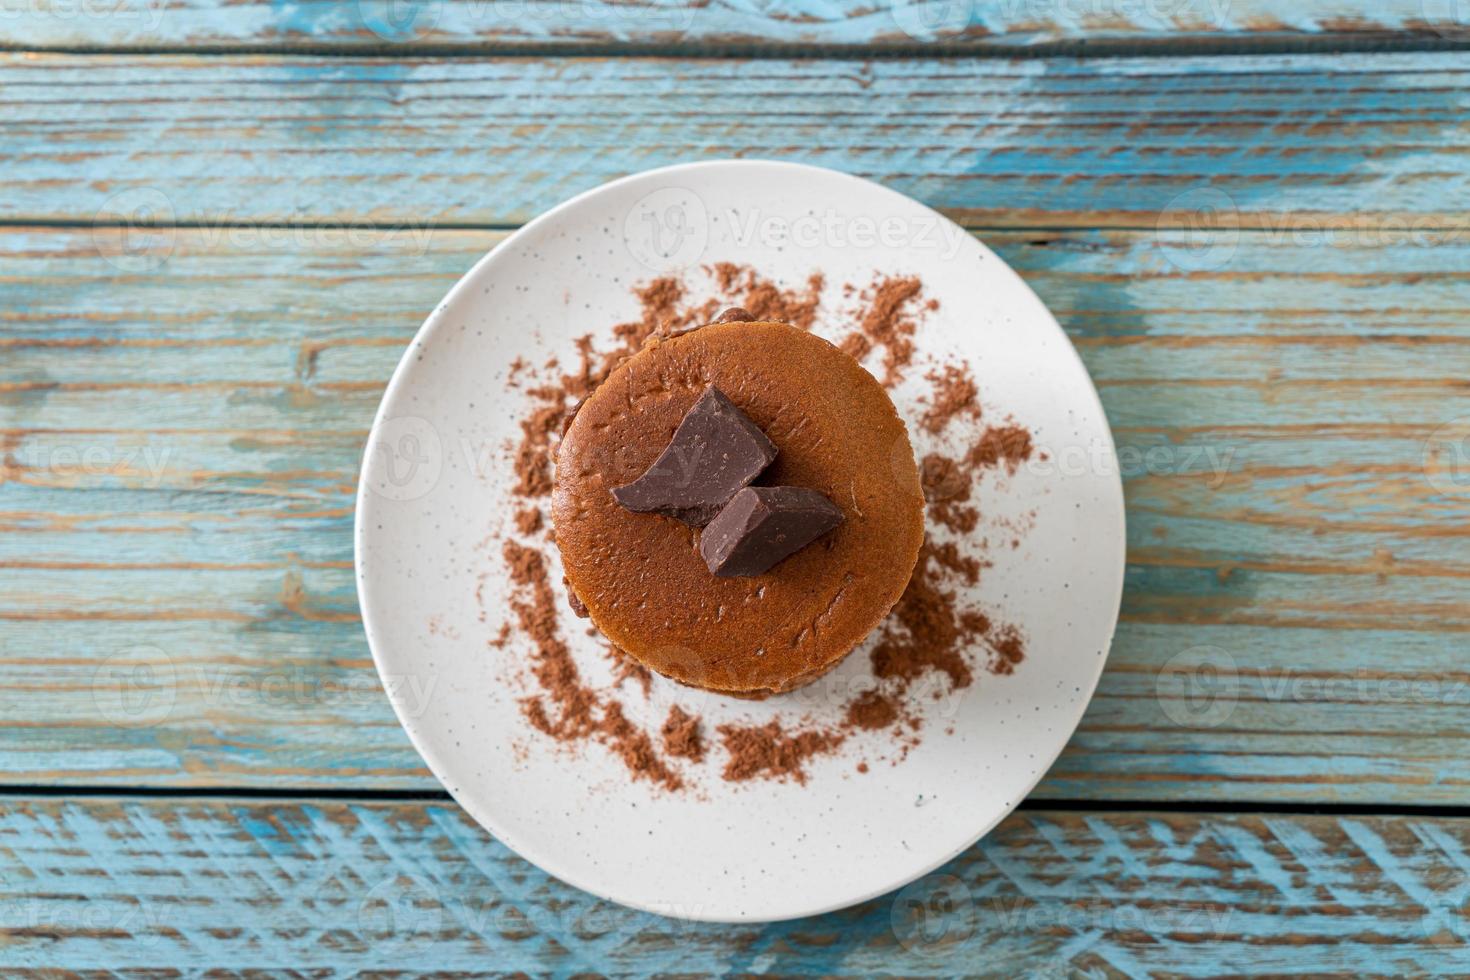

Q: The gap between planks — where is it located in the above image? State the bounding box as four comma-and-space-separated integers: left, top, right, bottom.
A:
5, 784, 1470, 820
27, 218, 1470, 233
6, 33, 1470, 60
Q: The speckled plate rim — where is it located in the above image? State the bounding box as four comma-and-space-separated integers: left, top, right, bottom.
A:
355, 159, 1126, 923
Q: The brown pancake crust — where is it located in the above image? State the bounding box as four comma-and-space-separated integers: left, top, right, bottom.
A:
552, 320, 925, 695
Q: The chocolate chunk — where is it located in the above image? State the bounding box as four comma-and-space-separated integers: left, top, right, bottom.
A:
563, 576, 590, 618
715, 307, 756, 323
612, 386, 777, 526
699, 487, 845, 578
562, 396, 589, 437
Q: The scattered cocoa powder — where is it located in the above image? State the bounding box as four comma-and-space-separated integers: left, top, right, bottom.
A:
868, 536, 1028, 695
514, 507, 543, 535
921, 453, 981, 535
927, 540, 984, 586
988, 624, 1027, 676
502, 540, 682, 791
870, 543, 978, 692
916, 368, 1037, 540
845, 690, 901, 731
606, 644, 653, 697
961, 610, 993, 637
717, 719, 845, 785
933, 500, 980, 535
512, 403, 563, 498
597, 701, 683, 791
662, 706, 707, 762
504, 542, 597, 742
888, 366, 1034, 681
920, 453, 967, 500
493, 264, 1032, 791
711, 263, 825, 330
840, 275, 929, 385
921, 364, 980, 435
968, 424, 1034, 474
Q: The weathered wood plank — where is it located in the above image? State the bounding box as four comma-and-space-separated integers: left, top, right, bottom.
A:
5, 563, 1470, 632
2, 798, 1469, 974
0, 0, 1450, 51
6, 52, 1470, 227
5, 225, 1470, 801
12, 619, 1470, 795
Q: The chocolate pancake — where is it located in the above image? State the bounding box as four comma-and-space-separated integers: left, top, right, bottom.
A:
552, 319, 925, 696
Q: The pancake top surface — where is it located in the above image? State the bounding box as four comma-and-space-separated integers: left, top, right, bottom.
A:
552, 320, 925, 694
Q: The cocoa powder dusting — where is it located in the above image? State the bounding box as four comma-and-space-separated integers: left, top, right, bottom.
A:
503, 542, 597, 742
988, 624, 1027, 676
662, 706, 707, 762
507, 356, 528, 387
512, 404, 562, 497
870, 543, 978, 692
597, 701, 683, 791
845, 690, 901, 731
921, 453, 980, 534
916, 363, 1037, 538
968, 423, 1034, 473
711, 263, 825, 330
927, 540, 983, 586
606, 644, 653, 697
514, 507, 543, 536
493, 264, 1032, 791
921, 364, 980, 435
502, 541, 682, 791
840, 276, 929, 385
717, 720, 845, 785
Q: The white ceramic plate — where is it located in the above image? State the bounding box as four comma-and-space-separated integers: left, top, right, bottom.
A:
356, 161, 1125, 923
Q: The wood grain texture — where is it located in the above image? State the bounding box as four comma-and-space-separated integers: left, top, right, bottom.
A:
7, 52, 1470, 227
6, 9, 1464, 971
4, 224, 1469, 801
2, 797, 1469, 973
2, 0, 1454, 51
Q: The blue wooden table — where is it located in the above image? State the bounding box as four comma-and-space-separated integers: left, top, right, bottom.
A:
5, 1, 1470, 973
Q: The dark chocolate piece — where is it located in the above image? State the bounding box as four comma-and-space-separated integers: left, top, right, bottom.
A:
612, 386, 778, 526
699, 486, 845, 578
714, 307, 756, 323
563, 576, 590, 618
